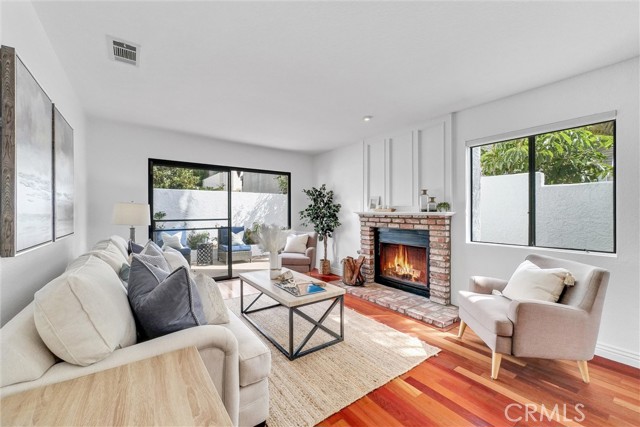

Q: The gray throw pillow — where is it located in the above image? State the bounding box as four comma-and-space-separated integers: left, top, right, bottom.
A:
128, 256, 206, 339
128, 240, 144, 255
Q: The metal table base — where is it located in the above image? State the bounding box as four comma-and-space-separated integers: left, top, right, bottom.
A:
240, 280, 344, 360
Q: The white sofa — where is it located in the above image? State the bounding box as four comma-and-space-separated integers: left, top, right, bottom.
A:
0, 236, 271, 427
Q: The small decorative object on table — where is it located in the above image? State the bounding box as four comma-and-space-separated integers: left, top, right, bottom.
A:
419, 189, 429, 212
428, 196, 437, 212
436, 202, 450, 212
255, 224, 290, 279
274, 270, 326, 296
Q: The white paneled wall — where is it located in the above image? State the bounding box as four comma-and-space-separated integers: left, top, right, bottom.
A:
363, 115, 452, 211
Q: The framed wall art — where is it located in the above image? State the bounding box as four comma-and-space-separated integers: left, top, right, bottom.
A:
53, 106, 74, 239
1, 45, 54, 256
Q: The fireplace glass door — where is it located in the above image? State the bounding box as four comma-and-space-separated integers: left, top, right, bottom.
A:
375, 228, 429, 297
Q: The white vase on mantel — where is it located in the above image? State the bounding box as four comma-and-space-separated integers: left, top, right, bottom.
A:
269, 252, 282, 279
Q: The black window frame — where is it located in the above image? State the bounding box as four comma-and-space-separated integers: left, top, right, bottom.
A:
148, 158, 292, 279
470, 120, 616, 254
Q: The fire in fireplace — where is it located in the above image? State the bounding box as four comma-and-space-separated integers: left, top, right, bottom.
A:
375, 228, 429, 297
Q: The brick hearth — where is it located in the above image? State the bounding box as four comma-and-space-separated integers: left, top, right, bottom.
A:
357, 212, 453, 305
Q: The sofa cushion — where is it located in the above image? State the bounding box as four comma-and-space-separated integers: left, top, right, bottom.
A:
33, 255, 137, 366
221, 311, 271, 387
279, 252, 311, 266
0, 303, 57, 387
193, 274, 229, 325
128, 256, 206, 339
458, 290, 513, 336
283, 233, 309, 254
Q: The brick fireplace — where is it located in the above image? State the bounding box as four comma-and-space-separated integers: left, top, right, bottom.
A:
358, 212, 452, 305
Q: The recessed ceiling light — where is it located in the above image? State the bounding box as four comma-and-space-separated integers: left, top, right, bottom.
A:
363, 116, 373, 122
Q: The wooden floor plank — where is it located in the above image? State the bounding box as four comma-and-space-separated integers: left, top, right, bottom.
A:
219, 272, 640, 427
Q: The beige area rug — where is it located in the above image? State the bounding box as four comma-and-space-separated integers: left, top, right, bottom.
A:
225, 296, 440, 427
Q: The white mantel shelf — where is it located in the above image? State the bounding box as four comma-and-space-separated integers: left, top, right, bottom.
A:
355, 211, 456, 217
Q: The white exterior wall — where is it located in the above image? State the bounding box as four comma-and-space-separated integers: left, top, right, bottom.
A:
476, 173, 614, 251
153, 189, 288, 230
0, 1, 88, 325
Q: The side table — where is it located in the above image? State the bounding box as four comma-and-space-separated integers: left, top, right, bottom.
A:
0, 346, 232, 426
197, 242, 214, 265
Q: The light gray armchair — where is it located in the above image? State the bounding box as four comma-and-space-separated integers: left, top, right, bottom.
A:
457, 254, 609, 382
280, 231, 317, 273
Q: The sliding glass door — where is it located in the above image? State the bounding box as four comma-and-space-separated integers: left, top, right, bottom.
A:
230, 169, 289, 277
149, 159, 290, 280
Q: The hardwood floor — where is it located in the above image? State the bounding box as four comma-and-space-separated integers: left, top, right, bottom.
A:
219, 270, 640, 427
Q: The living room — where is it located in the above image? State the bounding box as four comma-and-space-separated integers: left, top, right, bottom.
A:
1, 1, 639, 426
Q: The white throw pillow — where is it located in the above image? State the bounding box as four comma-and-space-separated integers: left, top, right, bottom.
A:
88, 240, 129, 274
193, 274, 230, 325
502, 260, 575, 303
231, 231, 245, 245
163, 246, 191, 273
161, 232, 183, 249
33, 255, 137, 366
284, 234, 309, 254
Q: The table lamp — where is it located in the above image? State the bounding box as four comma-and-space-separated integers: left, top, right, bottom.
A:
113, 202, 150, 242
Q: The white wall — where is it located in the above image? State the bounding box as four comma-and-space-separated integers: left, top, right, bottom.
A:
0, 1, 88, 325
452, 58, 640, 366
85, 117, 314, 246
314, 57, 639, 366
313, 142, 364, 273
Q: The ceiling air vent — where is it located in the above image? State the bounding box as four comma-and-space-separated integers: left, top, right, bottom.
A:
107, 36, 140, 66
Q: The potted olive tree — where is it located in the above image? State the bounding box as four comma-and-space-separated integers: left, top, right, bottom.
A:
299, 184, 341, 275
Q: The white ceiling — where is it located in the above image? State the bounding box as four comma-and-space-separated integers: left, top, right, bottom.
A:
32, 1, 639, 154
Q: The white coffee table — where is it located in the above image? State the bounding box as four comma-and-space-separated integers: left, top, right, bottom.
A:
239, 269, 346, 360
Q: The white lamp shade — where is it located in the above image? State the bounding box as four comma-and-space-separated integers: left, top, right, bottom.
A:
113, 203, 151, 226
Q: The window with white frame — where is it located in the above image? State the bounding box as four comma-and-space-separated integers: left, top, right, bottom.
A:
470, 119, 615, 253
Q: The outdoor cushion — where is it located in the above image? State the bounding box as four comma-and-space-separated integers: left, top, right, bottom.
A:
279, 253, 311, 266
458, 290, 513, 336
221, 310, 271, 387
219, 244, 251, 252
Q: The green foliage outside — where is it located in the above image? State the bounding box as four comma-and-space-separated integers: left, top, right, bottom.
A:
299, 184, 341, 262
187, 230, 210, 249
480, 124, 614, 185
274, 175, 289, 194
153, 166, 219, 190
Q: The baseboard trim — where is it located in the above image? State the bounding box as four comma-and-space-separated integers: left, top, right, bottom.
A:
330, 265, 343, 277
595, 342, 640, 368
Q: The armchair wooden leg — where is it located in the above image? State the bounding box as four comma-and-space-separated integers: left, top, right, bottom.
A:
577, 360, 590, 383
491, 352, 502, 380
457, 320, 467, 338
